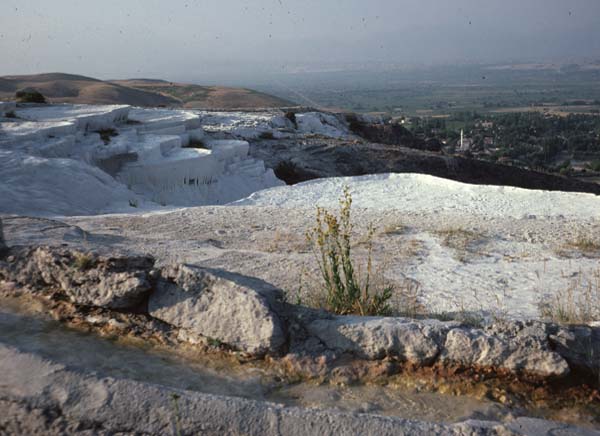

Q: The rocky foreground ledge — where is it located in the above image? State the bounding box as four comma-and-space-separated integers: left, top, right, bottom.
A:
1, 344, 595, 436
1, 246, 598, 378
1, 244, 599, 434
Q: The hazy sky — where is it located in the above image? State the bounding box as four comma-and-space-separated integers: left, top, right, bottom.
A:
1, 0, 600, 81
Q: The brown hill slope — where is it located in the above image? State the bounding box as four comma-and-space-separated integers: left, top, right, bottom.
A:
0, 73, 178, 106
0, 73, 293, 109
112, 79, 294, 109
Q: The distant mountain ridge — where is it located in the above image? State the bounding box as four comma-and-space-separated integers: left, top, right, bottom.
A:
0, 73, 294, 109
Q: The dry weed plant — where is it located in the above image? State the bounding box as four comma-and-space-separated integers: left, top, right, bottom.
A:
539, 268, 600, 324
556, 234, 600, 258
304, 187, 396, 316
428, 293, 486, 327
381, 222, 408, 236
73, 251, 94, 271
398, 237, 424, 260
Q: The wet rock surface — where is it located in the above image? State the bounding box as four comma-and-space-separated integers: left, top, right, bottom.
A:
1, 344, 597, 436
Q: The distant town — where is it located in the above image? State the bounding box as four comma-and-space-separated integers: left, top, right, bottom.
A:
400, 110, 600, 183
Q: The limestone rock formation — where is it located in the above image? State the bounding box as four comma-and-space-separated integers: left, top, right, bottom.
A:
441, 328, 570, 377
549, 325, 600, 373
304, 315, 571, 378
0, 246, 154, 309
0, 244, 593, 379
306, 316, 443, 365
149, 264, 286, 355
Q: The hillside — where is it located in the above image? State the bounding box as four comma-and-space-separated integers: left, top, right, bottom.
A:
0, 73, 178, 107
0, 73, 293, 109
111, 79, 294, 109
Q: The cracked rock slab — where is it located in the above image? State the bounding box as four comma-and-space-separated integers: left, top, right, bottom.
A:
149, 264, 286, 355
306, 316, 445, 364
441, 328, 570, 378
304, 315, 570, 378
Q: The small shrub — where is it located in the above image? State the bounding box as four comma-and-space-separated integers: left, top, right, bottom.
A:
434, 227, 483, 262
585, 160, 600, 172
95, 128, 118, 145
206, 337, 223, 347
345, 113, 364, 136
306, 187, 394, 316
284, 111, 298, 128
539, 268, 600, 324
259, 131, 275, 140
73, 252, 95, 271
274, 160, 298, 181
129, 199, 139, 208
15, 88, 47, 104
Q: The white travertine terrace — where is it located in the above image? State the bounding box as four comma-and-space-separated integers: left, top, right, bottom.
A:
0, 103, 284, 215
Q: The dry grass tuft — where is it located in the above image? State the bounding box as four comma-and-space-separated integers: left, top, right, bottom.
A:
433, 227, 484, 262
398, 237, 424, 260
263, 230, 310, 253
73, 252, 95, 271
539, 268, 600, 324
557, 235, 600, 258
381, 222, 408, 236
392, 277, 425, 318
